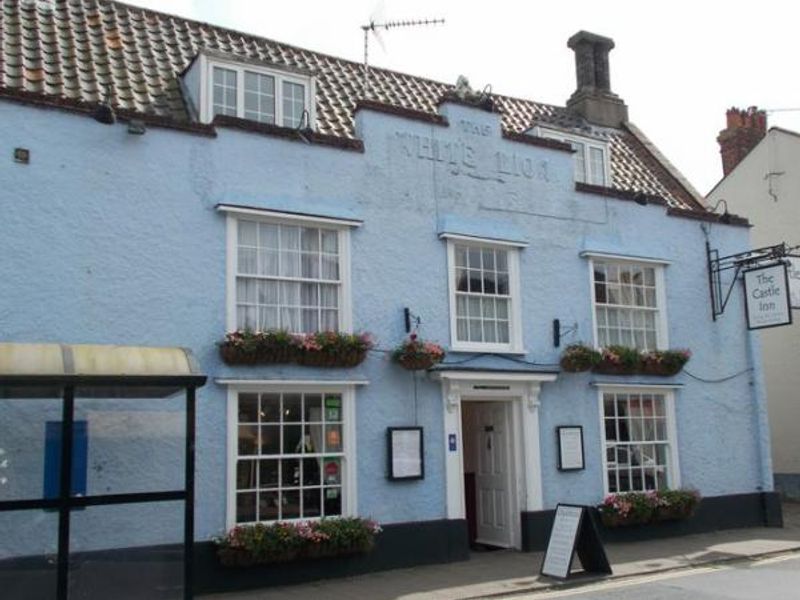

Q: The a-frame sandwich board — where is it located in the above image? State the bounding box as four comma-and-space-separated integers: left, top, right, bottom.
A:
540, 504, 612, 579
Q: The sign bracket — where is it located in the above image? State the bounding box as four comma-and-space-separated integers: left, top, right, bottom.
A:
707, 241, 800, 320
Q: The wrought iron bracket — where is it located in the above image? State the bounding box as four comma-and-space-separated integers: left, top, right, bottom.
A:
707, 241, 800, 320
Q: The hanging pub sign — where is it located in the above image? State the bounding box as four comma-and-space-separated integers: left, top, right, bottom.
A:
743, 263, 792, 330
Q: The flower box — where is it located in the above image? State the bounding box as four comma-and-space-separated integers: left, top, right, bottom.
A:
220, 330, 372, 368
598, 489, 700, 528
392, 334, 445, 371
296, 349, 367, 368
215, 518, 382, 568
560, 345, 692, 377
559, 343, 601, 372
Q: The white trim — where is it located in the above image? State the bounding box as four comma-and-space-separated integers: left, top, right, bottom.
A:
225, 215, 237, 333
446, 239, 525, 354
596, 386, 681, 496
438, 232, 528, 248
225, 385, 238, 531
579, 251, 672, 266
224, 212, 354, 334
216, 379, 369, 387
591, 382, 683, 389
588, 257, 669, 350
200, 55, 316, 127
432, 371, 557, 384
225, 382, 360, 529
216, 204, 363, 228
441, 376, 547, 549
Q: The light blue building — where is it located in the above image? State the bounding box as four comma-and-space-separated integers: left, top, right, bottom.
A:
0, 1, 782, 596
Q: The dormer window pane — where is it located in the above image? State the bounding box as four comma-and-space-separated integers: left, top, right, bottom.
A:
282, 81, 306, 128
212, 67, 238, 117
244, 71, 276, 124
589, 147, 606, 185
572, 141, 587, 183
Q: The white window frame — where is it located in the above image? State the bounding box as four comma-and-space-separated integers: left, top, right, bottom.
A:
536, 127, 611, 186
221, 207, 354, 334
445, 236, 524, 354
199, 54, 316, 128
587, 255, 669, 351
225, 382, 359, 529
596, 384, 681, 496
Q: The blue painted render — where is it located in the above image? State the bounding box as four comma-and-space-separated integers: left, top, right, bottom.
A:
0, 98, 772, 555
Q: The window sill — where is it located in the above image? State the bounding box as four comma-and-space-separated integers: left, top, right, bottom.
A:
449, 343, 526, 355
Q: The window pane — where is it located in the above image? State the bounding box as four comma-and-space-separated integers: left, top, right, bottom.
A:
244, 71, 275, 123
260, 425, 280, 455
282, 81, 305, 128
455, 246, 467, 267
303, 488, 322, 517
283, 394, 302, 422
237, 460, 257, 489
237, 492, 256, 523
238, 394, 259, 423
212, 67, 237, 117
259, 459, 279, 488
259, 491, 280, 521
324, 487, 342, 516
238, 426, 258, 455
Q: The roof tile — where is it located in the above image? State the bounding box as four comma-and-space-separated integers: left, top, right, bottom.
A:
0, 0, 703, 210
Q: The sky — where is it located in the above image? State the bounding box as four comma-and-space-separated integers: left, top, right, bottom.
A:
125, 0, 800, 196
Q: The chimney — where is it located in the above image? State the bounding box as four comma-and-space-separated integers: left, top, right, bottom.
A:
566, 31, 628, 127
717, 106, 767, 176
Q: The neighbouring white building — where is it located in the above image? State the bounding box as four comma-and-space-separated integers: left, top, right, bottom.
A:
708, 107, 800, 499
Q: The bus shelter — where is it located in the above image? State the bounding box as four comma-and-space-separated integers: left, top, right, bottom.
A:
0, 343, 206, 600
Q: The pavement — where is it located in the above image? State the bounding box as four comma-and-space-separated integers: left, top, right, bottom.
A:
206, 502, 800, 600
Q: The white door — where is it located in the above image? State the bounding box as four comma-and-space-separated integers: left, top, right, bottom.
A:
474, 402, 512, 547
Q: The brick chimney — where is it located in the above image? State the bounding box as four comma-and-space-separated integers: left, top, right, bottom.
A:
717, 106, 767, 176
566, 31, 628, 127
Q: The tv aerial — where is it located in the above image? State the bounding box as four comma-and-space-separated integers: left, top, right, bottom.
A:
361, 12, 444, 99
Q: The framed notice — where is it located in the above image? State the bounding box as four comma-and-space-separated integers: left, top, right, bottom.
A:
743, 263, 792, 330
557, 426, 585, 471
387, 427, 424, 481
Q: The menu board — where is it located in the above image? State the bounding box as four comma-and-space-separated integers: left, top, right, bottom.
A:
387, 427, 424, 480
540, 504, 612, 580
541, 505, 582, 578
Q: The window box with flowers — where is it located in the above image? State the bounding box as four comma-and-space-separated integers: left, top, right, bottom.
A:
215, 517, 382, 567
560, 343, 602, 372
295, 332, 373, 368
220, 330, 299, 365
558, 344, 691, 376
220, 330, 373, 368
392, 334, 446, 371
597, 489, 700, 528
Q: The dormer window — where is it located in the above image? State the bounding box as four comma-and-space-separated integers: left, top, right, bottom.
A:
537, 128, 610, 186
201, 58, 314, 128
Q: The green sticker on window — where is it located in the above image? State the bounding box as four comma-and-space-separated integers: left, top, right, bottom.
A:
326, 488, 340, 499
324, 396, 341, 408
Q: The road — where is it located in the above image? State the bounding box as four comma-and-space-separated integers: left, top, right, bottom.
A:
516, 552, 800, 599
